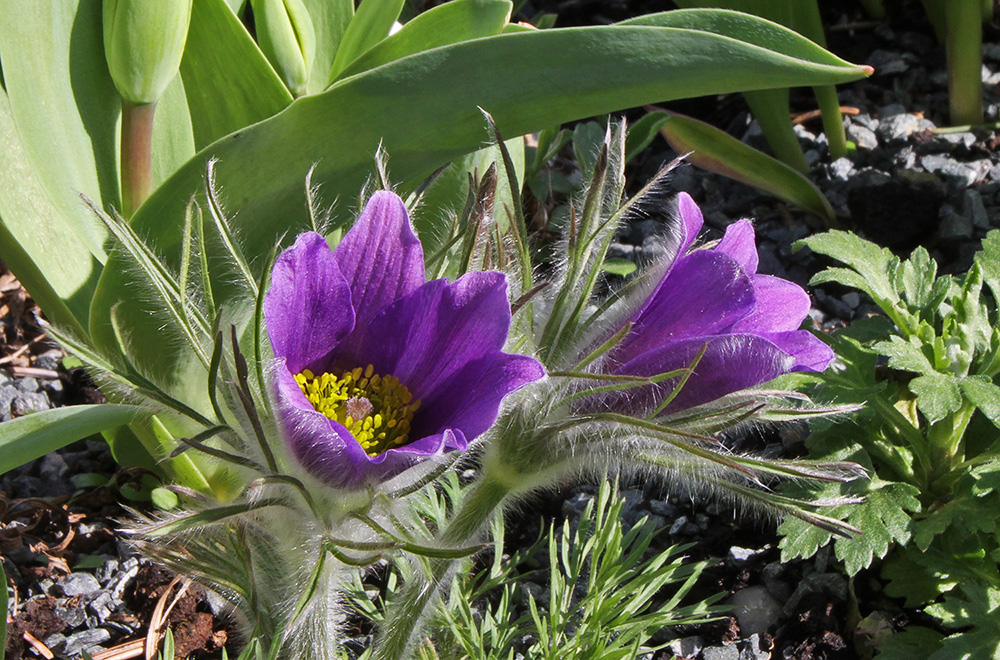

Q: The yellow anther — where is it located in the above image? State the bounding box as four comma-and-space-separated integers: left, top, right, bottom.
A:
295, 364, 421, 457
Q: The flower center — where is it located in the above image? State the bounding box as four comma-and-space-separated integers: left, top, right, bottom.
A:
294, 364, 421, 457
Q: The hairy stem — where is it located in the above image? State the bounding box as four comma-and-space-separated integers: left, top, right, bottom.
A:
373, 475, 511, 660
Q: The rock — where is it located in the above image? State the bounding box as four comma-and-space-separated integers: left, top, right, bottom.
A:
728, 585, 783, 635
0, 385, 18, 421
14, 376, 39, 393
846, 124, 878, 150
55, 604, 87, 628
34, 349, 63, 371
828, 157, 855, 181
57, 572, 101, 597
668, 516, 689, 536
962, 189, 990, 229
867, 50, 908, 75
728, 547, 759, 563
877, 113, 918, 143
561, 492, 593, 518
703, 644, 740, 660
517, 581, 548, 609
11, 391, 50, 416
738, 634, 770, 660
921, 155, 980, 188
63, 628, 111, 656
939, 206, 974, 241
846, 169, 945, 251
649, 500, 676, 518
668, 636, 704, 659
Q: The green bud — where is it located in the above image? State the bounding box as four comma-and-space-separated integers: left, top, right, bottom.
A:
103, 0, 193, 105
251, 0, 316, 97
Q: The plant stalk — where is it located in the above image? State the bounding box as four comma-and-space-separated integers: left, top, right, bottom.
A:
944, 0, 984, 126
121, 100, 156, 216
372, 474, 511, 660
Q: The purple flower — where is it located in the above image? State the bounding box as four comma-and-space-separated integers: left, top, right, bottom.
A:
605, 193, 833, 413
265, 191, 545, 488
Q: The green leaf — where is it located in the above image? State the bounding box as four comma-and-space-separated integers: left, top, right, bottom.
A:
0, 405, 146, 475
798, 230, 901, 311
92, 10, 871, 383
779, 476, 920, 576
927, 582, 1000, 660
301, 0, 353, 95
624, 111, 671, 162
909, 372, 963, 423
151, 487, 181, 510
655, 109, 832, 221
0, 1, 118, 255
336, 0, 512, 80
602, 258, 638, 277
874, 336, 934, 373
976, 230, 1000, 301
897, 246, 938, 312
179, 0, 293, 149
327, 0, 406, 81
882, 547, 958, 608
877, 626, 945, 660
914, 490, 1000, 551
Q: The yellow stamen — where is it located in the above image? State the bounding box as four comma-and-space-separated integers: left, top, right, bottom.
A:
295, 364, 421, 457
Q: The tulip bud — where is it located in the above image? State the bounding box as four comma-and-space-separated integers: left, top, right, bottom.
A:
251, 0, 316, 97
103, 0, 193, 105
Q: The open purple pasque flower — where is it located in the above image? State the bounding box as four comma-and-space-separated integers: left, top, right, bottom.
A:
605, 192, 834, 413
265, 191, 544, 489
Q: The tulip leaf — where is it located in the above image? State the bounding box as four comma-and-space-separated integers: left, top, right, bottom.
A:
654, 110, 836, 224
328, 0, 406, 81
0, 87, 96, 334
0, 404, 146, 476
180, 0, 293, 149
336, 0, 513, 80
302, 0, 354, 95
91, 10, 871, 386
0, 0, 117, 257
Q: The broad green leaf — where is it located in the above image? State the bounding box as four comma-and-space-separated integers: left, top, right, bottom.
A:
913, 490, 1000, 551
975, 230, 1000, 301
897, 246, 938, 311
0, 87, 95, 334
961, 376, 1000, 426
798, 230, 901, 311
0, 404, 146, 475
882, 547, 958, 608
180, 0, 293, 149
327, 0, 406, 81
301, 0, 353, 95
654, 110, 832, 222
927, 582, 1000, 659
337, 0, 512, 80
0, 1, 117, 255
877, 626, 944, 660
92, 10, 872, 383
872, 336, 933, 373
623, 112, 671, 162
151, 75, 197, 191
909, 372, 963, 423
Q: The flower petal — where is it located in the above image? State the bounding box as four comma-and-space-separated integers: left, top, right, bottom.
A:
758, 330, 835, 372
674, 192, 705, 256
265, 232, 354, 374
613, 334, 797, 413
733, 274, 812, 334
617, 251, 755, 362
714, 219, 759, 274
351, 271, 517, 397
333, 191, 425, 354
272, 360, 371, 488
409, 352, 545, 442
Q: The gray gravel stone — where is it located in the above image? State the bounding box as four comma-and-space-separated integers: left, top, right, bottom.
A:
877, 113, 918, 142
703, 644, 740, 660
846, 124, 878, 150
14, 376, 39, 392
11, 391, 50, 416
63, 628, 111, 656
962, 189, 990, 229
668, 636, 704, 659
939, 206, 974, 240
0, 385, 18, 421
58, 572, 101, 597
728, 585, 782, 635
649, 500, 675, 518
668, 516, 689, 536
828, 157, 855, 181
55, 604, 87, 628
921, 155, 980, 188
